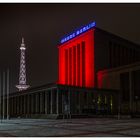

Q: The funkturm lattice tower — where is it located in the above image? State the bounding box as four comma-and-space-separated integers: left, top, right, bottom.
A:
16, 38, 30, 91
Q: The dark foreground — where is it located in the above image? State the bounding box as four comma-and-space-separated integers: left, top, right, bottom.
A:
0, 118, 140, 137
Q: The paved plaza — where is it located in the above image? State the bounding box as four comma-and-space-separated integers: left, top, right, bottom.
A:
0, 118, 140, 137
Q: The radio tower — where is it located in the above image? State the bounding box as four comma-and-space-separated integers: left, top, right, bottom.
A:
16, 37, 30, 91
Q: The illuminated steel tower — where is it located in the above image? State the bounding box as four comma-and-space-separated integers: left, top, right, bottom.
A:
16, 38, 30, 91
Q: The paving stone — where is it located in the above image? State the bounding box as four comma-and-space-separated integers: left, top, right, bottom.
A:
0, 118, 140, 137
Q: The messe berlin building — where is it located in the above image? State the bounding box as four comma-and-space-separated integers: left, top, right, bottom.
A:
1, 21, 140, 118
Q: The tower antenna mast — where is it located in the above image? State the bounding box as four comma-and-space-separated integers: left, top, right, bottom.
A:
16, 37, 30, 91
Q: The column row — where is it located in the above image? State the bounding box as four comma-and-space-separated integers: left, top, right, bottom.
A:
8, 88, 62, 118
64, 41, 86, 87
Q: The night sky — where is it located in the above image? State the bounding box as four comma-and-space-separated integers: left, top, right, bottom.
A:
0, 3, 140, 92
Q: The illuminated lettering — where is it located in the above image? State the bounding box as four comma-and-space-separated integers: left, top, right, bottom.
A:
76, 30, 80, 35
60, 21, 96, 44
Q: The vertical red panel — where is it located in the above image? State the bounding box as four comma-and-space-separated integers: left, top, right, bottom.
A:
58, 47, 65, 85
80, 43, 82, 87
75, 45, 78, 86
69, 48, 72, 85
68, 48, 70, 85
65, 49, 68, 84
58, 29, 95, 88
71, 47, 74, 86
73, 46, 76, 86
81, 42, 85, 87
77, 44, 80, 86
85, 30, 95, 87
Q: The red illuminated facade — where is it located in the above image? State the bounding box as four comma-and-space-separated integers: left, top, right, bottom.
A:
58, 26, 140, 89
58, 29, 95, 88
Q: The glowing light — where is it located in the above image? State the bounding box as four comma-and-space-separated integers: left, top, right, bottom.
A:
60, 21, 96, 44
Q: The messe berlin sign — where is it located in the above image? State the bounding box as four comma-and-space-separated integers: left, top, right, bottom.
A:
60, 21, 96, 44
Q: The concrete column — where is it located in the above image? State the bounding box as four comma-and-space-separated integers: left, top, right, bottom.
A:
25, 95, 27, 115
18, 96, 20, 115
62, 92, 64, 114
26, 95, 28, 116
34, 94, 36, 114
70, 91, 73, 114
29, 95, 31, 115
40, 93, 42, 114
47, 91, 50, 114
31, 94, 33, 114
16, 96, 19, 116
68, 89, 71, 114
27, 94, 30, 115
28, 95, 30, 115
79, 92, 81, 114
129, 71, 132, 114
43, 92, 45, 114
33, 94, 36, 114
45, 92, 47, 114
50, 90, 53, 114
68, 89, 71, 118
21, 96, 23, 115
56, 89, 59, 114
24, 95, 26, 115
38, 93, 40, 114
19, 96, 21, 115
35, 94, 38, 114
20, 96, 22, 115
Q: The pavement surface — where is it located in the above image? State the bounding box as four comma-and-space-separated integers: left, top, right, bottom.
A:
0, 118, 140, 137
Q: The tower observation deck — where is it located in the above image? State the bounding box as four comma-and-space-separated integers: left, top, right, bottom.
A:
16, 38, 30, 91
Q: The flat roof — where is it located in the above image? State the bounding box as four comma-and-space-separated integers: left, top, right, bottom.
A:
7, 83, 119, 98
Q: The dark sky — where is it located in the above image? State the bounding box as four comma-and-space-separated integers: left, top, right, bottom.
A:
0, 3, 140, 92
